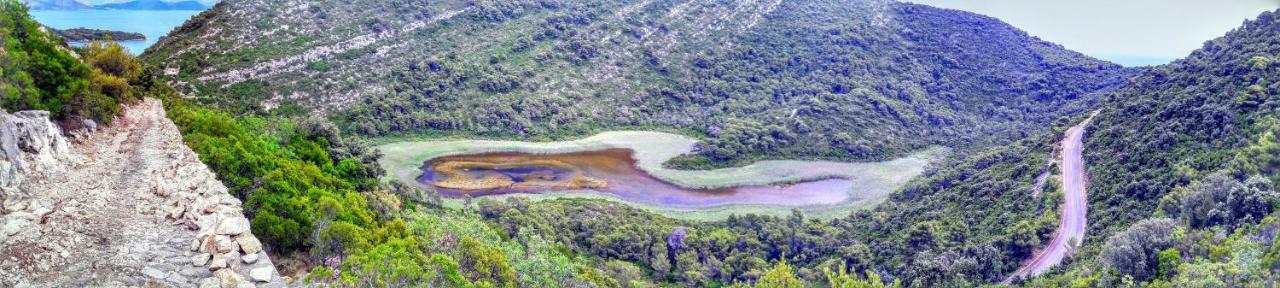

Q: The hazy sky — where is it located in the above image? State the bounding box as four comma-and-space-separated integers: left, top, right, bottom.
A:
908, 0, 1280, 66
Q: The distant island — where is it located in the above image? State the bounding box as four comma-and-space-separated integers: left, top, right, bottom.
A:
52, 27, 145, 42
24, 0, 210, 10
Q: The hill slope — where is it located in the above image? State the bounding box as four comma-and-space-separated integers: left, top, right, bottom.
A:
144, 0, 1133, 165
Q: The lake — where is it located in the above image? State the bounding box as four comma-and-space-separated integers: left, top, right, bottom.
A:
420, 149, 855, 208
31, 10, 202, 55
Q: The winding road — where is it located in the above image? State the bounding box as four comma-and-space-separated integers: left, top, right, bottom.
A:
1006, 115, 1094, 282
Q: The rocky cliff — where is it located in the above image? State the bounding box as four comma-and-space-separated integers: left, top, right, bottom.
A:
0, 99, 287, 287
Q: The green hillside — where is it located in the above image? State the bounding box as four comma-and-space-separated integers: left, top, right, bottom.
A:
143, 0, 1133, 166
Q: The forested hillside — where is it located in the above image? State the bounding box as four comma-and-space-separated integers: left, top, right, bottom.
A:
11, 0, 1279, 286
143, 0, 1132, 166
1023, 10, 1280, 286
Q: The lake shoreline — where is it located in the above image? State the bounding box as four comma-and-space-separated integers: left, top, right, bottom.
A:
377, 131, 949, 220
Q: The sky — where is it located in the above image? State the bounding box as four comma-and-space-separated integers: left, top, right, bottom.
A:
907, 0, 1280, 66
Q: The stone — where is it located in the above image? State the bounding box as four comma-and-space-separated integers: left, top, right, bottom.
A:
190, 238, 201, 252
215, 270, 243, 288
166, 205, 185, 219
235, 235, 262, 255
224, 251, 241, 268
141, 267, 167, 279
208, 255, 227, 271
241, 253, 258, 264
199, 277, 220, 288
199, 234, 217, 253
249, 267, 272, 283
152, 184, 170, 197
2, 218, 28, 237
167, 272, 190, 285
191, 253, 211, 266
215, 217, 250, 235
214, 235, 236, 253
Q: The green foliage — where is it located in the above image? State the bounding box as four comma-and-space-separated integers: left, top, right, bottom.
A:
459, 236, 518, 288
338, 237, 433, 287
0, 0, 132, 125
1159, 172, 1277, 229
825, 263, 901, 288
755, 261, 803, 288
146, 0, 1132, 168
1099, 218, 1178, 281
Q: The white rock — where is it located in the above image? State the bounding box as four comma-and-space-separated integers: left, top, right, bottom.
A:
208, 255, 227, 271
215, 269, 243, 287
191, 253, 211, 266
140, 267, 167, 279
199, 277, 219, 288
2, 218, 28, 237
216, 217, 250, 235
215, 235, 236, 253
248, 267, 272, 283
241, 253, 258, 264
235, 235, 262, 255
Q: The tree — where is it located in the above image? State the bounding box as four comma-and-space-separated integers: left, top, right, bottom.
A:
824, 263, 901, 288
756, 260, 803, 288
459, 236, 517, 288
339, 238, 432, 287
1167, 172, 1277, 228
1100, 218, 1179, 280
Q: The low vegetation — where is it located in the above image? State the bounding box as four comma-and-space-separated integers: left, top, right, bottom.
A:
1, 1, 134, 126
145, 0, 1133, 169
9, 0, 1280, 286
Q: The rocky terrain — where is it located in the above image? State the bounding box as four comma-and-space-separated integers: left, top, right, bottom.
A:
0, 98, 287, 287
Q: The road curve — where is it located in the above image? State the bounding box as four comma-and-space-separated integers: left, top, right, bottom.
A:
1006, 115, 1094, 282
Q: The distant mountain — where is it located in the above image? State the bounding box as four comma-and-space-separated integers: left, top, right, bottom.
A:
93, 0, 206, 10
23, 0, 90, 10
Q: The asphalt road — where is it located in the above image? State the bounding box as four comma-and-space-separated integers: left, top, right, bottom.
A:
1006, 115, 1093, 282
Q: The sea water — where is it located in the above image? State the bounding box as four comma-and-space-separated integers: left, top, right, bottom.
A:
31, 10, 202, 55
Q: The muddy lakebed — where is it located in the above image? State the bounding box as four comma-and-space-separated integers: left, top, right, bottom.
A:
379, 131, 947, 219
418, 148, 856, 208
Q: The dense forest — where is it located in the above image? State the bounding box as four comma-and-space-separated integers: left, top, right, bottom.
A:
143, 0, 1133, 167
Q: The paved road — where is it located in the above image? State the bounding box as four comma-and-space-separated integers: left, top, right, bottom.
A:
1006, 115, 1093, 282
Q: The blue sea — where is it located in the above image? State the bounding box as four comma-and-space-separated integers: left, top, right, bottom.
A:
31, 10, 202, 55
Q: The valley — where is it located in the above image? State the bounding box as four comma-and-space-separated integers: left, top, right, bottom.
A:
378, 131, 946, 219
3, 0, 1280, 287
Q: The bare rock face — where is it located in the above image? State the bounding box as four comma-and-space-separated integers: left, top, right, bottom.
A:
0, 99, 287, 287
0, 110, 72, 211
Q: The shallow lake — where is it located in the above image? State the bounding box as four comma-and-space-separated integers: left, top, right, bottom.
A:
31, 10, 202, 55
419, 149, 854, 208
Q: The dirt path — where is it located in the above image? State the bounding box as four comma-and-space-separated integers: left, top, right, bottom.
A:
1006, 114, 1094, 282
0, 99, 285, 287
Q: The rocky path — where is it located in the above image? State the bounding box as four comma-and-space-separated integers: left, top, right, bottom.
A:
1006, 114, 1095, 282
0, 99, 286, 287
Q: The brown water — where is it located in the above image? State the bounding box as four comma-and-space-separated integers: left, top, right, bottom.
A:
417, 149, 854, 208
